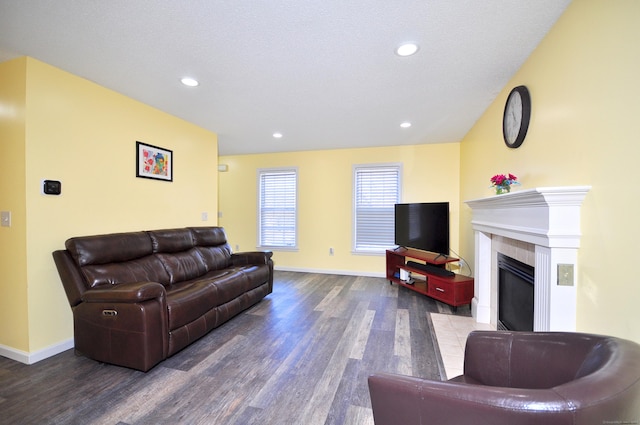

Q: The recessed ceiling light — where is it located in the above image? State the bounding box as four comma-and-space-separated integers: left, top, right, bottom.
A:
396, 43, 419, 57
273, 132, 283, 139
181, 77, 199, 87
400, 122, 412, 128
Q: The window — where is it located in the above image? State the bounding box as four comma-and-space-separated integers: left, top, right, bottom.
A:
353, 164, 401, 253
258, 168, 297, 249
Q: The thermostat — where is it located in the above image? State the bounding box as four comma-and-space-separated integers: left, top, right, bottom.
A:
43, 180, 62, 195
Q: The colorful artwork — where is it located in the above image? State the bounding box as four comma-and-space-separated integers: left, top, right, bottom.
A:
136, 142, 173, 181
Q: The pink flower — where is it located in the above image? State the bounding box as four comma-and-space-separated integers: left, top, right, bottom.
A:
491, 174, 506, 185
490, 173, 519, 188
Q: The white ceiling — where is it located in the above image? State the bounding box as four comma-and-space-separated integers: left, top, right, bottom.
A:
0, 0, 571, 156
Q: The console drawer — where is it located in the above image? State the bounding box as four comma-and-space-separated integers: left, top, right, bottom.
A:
428, 278, 455, 304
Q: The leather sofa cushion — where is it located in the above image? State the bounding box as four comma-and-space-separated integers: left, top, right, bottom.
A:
81, 255, 171, 288
190, 226, 227, 246
165, 268, 248, 330
156, 249, 208, 284
211, 269, 251, 306
196, 246, 232, 271
240, 265, 271, 292
165, 264, 270, 330
148, 228, 195, 253
213, 265, 271, 305
166, 279, 220, 330
66, 231, 152, 266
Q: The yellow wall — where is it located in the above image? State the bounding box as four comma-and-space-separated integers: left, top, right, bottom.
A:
0, 57, 218, 356
219, 143, 461, 275
459, 0, 640, 342
0, 57, 29, 351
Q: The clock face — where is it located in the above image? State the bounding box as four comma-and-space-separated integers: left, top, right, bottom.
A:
504, 92, 522, 144
502, 86, 531, 148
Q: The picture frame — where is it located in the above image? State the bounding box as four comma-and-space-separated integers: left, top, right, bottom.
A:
136, 141, 173, 182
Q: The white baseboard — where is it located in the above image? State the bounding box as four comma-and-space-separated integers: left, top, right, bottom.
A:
0, 338, 74, 365
274, 266, 385, 278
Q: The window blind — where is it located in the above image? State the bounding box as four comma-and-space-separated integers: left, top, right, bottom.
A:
354, 165, 400, 252
258, 169, 297, 248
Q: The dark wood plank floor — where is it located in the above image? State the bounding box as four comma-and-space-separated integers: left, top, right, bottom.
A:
0, 271, 467, 425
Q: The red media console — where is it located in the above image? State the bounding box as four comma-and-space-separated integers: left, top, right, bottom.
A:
386, 248, 474, 310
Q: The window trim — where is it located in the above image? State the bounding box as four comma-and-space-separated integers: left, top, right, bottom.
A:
352, 163, 402, 255
257, 167, 299, 250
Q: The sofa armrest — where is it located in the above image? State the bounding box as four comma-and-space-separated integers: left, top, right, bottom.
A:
53, 249, 87, 307
81, 281, 166, 303
231, 251, 273, 266
368, 372, 570, 424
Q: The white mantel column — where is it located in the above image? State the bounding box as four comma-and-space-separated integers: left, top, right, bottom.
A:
472, 230, 492, 324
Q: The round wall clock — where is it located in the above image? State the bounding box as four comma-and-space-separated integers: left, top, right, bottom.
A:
502, 85, 531, 148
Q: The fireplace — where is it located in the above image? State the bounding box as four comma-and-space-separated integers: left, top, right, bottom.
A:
497, 254, 534, 331
465, 186, 590, 331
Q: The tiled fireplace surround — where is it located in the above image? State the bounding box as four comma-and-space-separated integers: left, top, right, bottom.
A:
465, 186, 590, 331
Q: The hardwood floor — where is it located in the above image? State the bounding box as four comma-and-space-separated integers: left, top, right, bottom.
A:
0, 271, 468, 425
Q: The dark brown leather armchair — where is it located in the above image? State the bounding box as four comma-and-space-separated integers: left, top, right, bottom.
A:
368, 331, 640, 424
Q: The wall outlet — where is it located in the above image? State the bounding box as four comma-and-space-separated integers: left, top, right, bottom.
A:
201, 212, 208, 221
329, 247, 334, 256
558, 264, 574, 286
1, 211, 10, 227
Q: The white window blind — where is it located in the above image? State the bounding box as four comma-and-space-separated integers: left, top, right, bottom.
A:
258, 169, 297, 248
353, 165, 401, 252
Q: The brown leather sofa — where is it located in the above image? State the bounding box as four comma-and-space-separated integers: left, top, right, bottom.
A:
368, 330, 640, 424
53, 226, 273, 372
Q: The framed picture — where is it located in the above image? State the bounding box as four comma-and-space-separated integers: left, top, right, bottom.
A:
136, 141, 173, 182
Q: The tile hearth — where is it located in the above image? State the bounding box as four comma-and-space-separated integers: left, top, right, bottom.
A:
430, 313, 494, 379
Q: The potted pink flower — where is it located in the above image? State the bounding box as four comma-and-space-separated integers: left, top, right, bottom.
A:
490, 173, 519, 195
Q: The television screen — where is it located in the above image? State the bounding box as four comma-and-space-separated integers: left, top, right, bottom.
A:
394, 202, 450, 255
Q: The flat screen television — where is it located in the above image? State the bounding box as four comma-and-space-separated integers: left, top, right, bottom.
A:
394, 202, 450, 256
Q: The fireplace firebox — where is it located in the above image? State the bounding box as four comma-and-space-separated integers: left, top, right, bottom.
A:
498, 254, 534, 331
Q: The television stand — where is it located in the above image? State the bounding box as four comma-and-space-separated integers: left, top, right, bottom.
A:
386, 248, 474, 310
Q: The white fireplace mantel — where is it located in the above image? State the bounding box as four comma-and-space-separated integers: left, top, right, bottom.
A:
465, 186, 591, 331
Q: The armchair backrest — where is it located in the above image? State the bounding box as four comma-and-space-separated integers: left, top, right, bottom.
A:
462, 331, 640, 418
369, 331, 640, 423
508, 332, 611, 389
464, 331, 616, 389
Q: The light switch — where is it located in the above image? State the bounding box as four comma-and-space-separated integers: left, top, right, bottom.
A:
558, 264, 574, 286
1, 211, 11, 227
